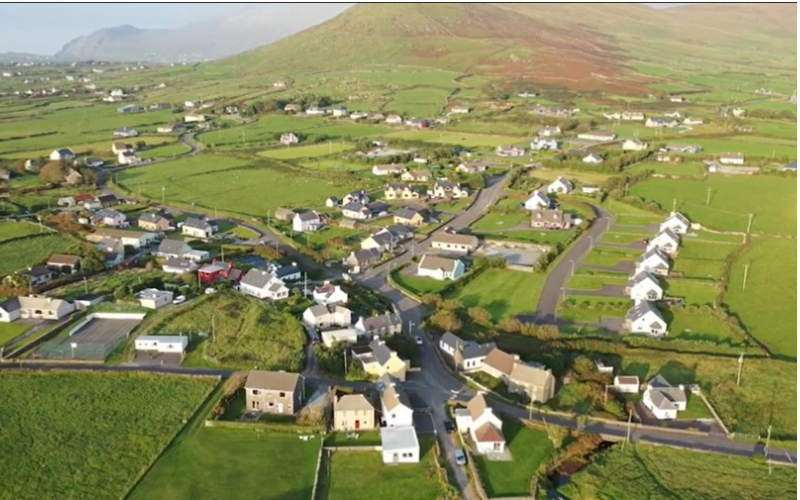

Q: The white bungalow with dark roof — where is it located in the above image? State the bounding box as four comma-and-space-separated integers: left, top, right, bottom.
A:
647, 229, 680, 255
635, 248, 670, 276
439, 332, 496, 372
626, 301, 667, 336
181, 218, 217, 239
523, 190, 552, 210
643, 375, 687, 420
292, 211, 322, 233
659, 212, 690, 235
239, 269, 289, 301
417, 254, 465, 281
546, 177, 573, 194
626, 271, 663, 301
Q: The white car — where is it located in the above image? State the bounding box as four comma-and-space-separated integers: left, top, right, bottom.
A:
455, 449, 467, 466
204, 287, 217, 295
172, 295, 186, 304
414, 336, 423, 345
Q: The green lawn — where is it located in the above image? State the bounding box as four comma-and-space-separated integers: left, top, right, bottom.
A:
724, 237, 797, 359
568, 273, 628, 291
582, 246, 640, 268
664, 279, 718, 305
0, 233, 75, 277
258, 141, 353, 159
392, 270, 451, 295
666, 310, 742, 344
678, 393, 714, 420
599, 230, 650, 245
472, 421, 555, 498
560, 443, 796, 500
0, 220, 45, 242
138, 142, 191, 159
471, 211, 529, 231
626, 161, 705, 177
319, 436, 443, 500
383, 129, 527, 147
0, 371, 216, 500
475, 229, 574, 246
0, 322, 30, 346
130, 427, 321, 500
450, 269, 545, 321
324, 430, 382, 447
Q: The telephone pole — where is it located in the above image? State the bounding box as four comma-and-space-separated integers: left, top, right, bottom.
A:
622, 409, 633, 451
706, 187, 712, 206
736, 352, 744, 386
742, 263, 750, 291
672, 198, 677, 213
746, 213, 754, 234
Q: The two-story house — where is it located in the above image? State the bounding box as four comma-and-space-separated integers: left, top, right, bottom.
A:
244, 370, 304, 415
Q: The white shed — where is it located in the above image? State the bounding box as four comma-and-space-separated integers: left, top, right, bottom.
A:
380, 426, 420, 464
134, 335, 188, 354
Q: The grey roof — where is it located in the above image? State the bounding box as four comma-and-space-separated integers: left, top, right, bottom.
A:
783, 161, 797, 170
91, 209, 125, 223
335, 394, 374, 413
22, 265, 52, 278
637, 248, 669, 267
369, 339, 394, 366
431, 232, 479, 248
462, 341, 496, 360
656, 227, 680, 243
183, 218, 213, 230
274, 264, 300, 279
0, 297, 20, 313
241, 268, 273, 289
351, 248, 381, 265
666, 212, 690, 227
343, 202, 369, 213
296, 211, 319, 222
157, 239, 190, 256
245, 370, 302, 392
361, 313, 401, 332
16, 295, 72, 312
626, 300, 664, 322
163, 258, 196, 270
627, 271, 660, 290
395, 208, 422, 220
386, 224, 412, 239
369, 231, 395, 247
440, 332, 460, 350
418, 254, 461, 273
268, 281, 286, 292
139, 212, 172, 224
380, 426, 418, 453
647, 375, 686, 409
509, 362, 554, 389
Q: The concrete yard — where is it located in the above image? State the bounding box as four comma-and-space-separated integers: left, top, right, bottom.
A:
475, 241, 546, 271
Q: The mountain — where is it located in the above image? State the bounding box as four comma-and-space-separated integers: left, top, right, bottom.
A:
53, 4, 351, 63
213, 3, 796, 94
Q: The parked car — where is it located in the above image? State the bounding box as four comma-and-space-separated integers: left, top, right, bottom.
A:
204, 287, 217, 295
172, 295, 186, 304
444, 420, 456, 434
455, 449, 467, 466
414, 336, 423, 345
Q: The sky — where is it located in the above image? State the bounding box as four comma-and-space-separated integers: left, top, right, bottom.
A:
0, 3, 285, 54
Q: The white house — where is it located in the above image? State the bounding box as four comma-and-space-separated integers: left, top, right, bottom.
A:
49, 148, 75, 161
320, 327, 359, 348
531, 138, 559, 151
385, 114, 404, 125
280, 133, 299, 146
626, 301, 668, 336
719, 153, 745, 165
495, 145, 526, 157
660, 212, 690, 235
380, 426, 419, 464
161, 258, 199, 274
683, 117, 704, 125
90, 209, 128, 227
613, 375, 640, 394
538, 126, 561, 137
88, 228, 157, 249
134, 335, 188, 356
438, 332, 496, 372
302, 304, 352, 329
577, 131, 616, 142
372, 163, 407, 176
622, 138, 648, 151
380, 378, 414, 428
523, 190, 551, 210
184, 113, 206, 123
137, 289, 174, 310
450, 105, 470, 114
464, 393, 506, 454
546, 177, 573, 194
332, 107, 349, 117
626, 271, 664, 301
417, 254, 465, 281
581, 185, 600, 195
636, 248, 670, 276
181, 218, 217, 239
582, 153, 604, 164
647, 229, 680, 255
239, 269, 289, 301
643, 375, 687, 420
117, 151, 139, 166
312, 281, 349, 305
622, 111, 645, 121
645, 117, 679, 128
341, 202, 372, 220
292, 212, 322, 233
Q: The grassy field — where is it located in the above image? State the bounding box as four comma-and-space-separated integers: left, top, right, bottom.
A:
129, 427, 321, 500
560, 443, 796, 500
319, 436, 443, 500
724, 237, 797, 359
0, 220, 46, 242
392, 270, 452, 296
581, 246, 640, 268
0, 371, 216, 500
629, 176, 796, 235
666, 310, 742, 344
450, 269, 545, 321
626, 161, 706, 177
0, 233, 75, 277
0, 322, 31, 346
471, 211, 530, 231
664, 279, 718, 305
258, 141, 353, 159
150, 292, 305, 371
472, 421, 555, 498
383, 129, 526, 147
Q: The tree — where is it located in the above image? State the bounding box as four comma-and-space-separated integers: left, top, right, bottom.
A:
535, 324, 559, 340
38, 161, 67, 183
498, 317, 523, 333
430, 309, 463, 333
2, 274, 29, 291
573, 356, 596, 380
135, 140, 147, 151
80, 246, 106, 274
467, 306, 492, 326
440, 298, 463, 311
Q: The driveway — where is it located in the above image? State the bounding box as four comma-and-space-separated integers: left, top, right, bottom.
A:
567, 284, 627, 298
579, 262, 635, 274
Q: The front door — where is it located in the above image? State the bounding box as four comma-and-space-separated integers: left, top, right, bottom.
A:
494, 442, 502, 451
275, 402, 284, 414
354, 419, 360, 430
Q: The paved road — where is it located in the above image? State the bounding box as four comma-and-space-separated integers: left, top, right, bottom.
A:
528, 202, 614, 324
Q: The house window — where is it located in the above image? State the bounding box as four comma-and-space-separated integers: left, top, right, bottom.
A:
268, 402, 274, 407
279, 392, 286, 398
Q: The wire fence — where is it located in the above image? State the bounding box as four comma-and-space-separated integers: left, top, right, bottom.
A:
34, 336, 125, 361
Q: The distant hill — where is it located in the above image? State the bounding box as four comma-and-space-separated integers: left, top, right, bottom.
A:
0, 52, 51, 64
53, 4, 351, 63
212, 3, 796, 94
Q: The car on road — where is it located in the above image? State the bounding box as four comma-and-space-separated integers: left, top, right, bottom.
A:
444, 420, 455, 434
204, 287, 217, 295
455, 449, 467, 466
172, 295, 186, 304
414, 336, 423, 345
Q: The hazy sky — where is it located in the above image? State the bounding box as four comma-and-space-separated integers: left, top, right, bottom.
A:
0, 3, 286, 54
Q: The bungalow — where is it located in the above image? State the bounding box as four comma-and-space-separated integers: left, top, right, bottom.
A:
161, 257, 198, 274
333, 394, 376, 432
401, 170, 432, 182
523, 190, 552, 210
450, 105, 470, 114
305, 107, 325, 116
622, 138, 648, 151
354, 312, 402, 339
626, 301, 668, 336
385, 114, 404, 125
292, 211, 322, 233
113, 127, 138, 138
379, 376, 414, 427
280, 133, 299, 146
181, 218, 217, 239
94, 238, 124, 268
345, 248, 381, 273
361, 229, 399, 253
508, 362, 556, 403
731, 107, 745, 118
602, 111, 620, 120
531, 138, 559, 151
647, 229, 680, 255
312, 281, 348, 306
239, 269, 289, 301
134, 335, 188, 359
343, 190, 370, 206
582, 153, 604, 164
456, 161, 490, 174
664, 144, 701, 154
20, 265, 56, 287
645, 117, 679, 128
157, 124, 183, 134
320, 327, 359, 348
244, 370, 304, 415
332, 107, 349, 117
538, 126, 561, 137
384, 183, 419, 200
417, 254, 465, 281
111, 142, 133, 155
495, 145, 526, 157
428, 180, 469, 199
386, 224, 413, 242
621, 111, 645, 121
719, 153, 745, 165
643, 375, 687, 420
156, 239, 192, 260
430, 233, 479, 254
354, 339, 409, 381
635, 248, 670, 276
530, 209, 571, 230
95, 194, 119, 208
577, 131, 616, 142
0, 295, 75, 322
380, 426, 419, 464
393, 208, 427, 227
581, 185, 600, 194
404, 118, 430, 129
613, 375, 640, 394
669, 96, 685, 103
439, 332, 496, 372
184, 113, 206, 123
463, 393, 506, 454
283, 103, 303, 113
117, 151, 139, 166
138, 212, 174, 232
325, 196, 339, 208
342, 202, 372, 221
271, 263, 301, 282
88, 228, 156, 249
49, 148, 75, 161
302, 304, 352, 329
683, 117, 704, 125
626, 271, 664, 301
90, 209, 128, 227
350, 111, 369, 121
372, 163, 407, 176
137, 289, 174, 309
660, 212, 690, 235
546, 176, 573, 194
46, 254, 81, 274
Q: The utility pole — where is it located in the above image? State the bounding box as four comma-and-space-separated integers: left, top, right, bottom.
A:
742, 263, 750, 291
746, 213, 754, 234
622, 409, 633, 451
211, 315, 216, 343
221, 245, 225, 262
672, 198, 677, 213
161, 186, 165, 204
343, 347, 348, 376
303, 272, 308, 296
706, 187, 712, 206
765, 424, 772, 456
570, 260, 575, 277
736, 352, 744, 386
604, 384, 610, 406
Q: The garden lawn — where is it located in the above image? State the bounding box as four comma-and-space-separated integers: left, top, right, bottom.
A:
472, 421, 555, 498
665, 310, 742, 344
320, 436, 443, 500
0, 233, 74, 277
560, 443, 796, 500
724, 237, 797, 359
600, 230, 650, 245
129, 427, 321, 500
0, 322, 30, 346
324, 430, 381, 447
582, 246, 640, 268
0, 220, 44, 242
0, 371, 216, 500
568, 273, 628, 291
450, 269, 545, 321
471, 211, 529, 231
392, 271, 451, 296
664, 279, 718, 305
258, 141, 353, 159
